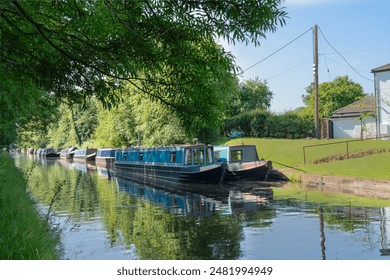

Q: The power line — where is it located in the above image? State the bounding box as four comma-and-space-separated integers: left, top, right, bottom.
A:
318, 33, 332, 81
238, 27, 313, 75
321, 48, 390, 55
318, 27, 374, 82
322, 55, 371, 74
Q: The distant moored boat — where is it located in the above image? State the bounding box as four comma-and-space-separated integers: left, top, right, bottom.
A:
214, 145, 272, 181
96, 148, 117, 169
60, 147, 78, 160
73, 148, 97, 163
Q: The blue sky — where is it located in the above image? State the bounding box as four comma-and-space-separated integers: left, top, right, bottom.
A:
222, 0, 390, 113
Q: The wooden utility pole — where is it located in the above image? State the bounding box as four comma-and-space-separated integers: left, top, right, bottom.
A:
313, 24, 320, 139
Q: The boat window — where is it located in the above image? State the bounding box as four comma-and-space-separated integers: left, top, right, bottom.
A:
207, 148, 213, 164
199, 148, 204, 164
123, 152, 128, 160
169, 152, 177, 162
231, 150, 243, 161
193, 148, 199, 164
139, 152, 144, 161
184, 148, 192, 165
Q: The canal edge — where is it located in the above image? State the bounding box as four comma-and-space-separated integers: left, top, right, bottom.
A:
277, 168, 390, 200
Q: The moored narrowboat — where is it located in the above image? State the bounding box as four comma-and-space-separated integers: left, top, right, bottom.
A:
114, 145, 226, 187
42, 148, 61, 158
214, 145, 272, 181
60, 147, 77, 159
95, 148, 117, 168
73, 148, 97, 163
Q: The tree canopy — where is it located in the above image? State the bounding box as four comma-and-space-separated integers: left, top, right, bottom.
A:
301, 76, 366, 118
231, 77, 273, 115
0, 0, 288, 145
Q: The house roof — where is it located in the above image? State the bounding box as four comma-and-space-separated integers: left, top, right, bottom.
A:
372, 63, 390, 73
330, 96, 376, 119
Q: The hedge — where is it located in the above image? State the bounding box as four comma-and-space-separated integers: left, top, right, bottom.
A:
224, 110, 315, 139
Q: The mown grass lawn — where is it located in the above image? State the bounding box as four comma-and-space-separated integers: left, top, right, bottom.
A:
225, 138, 390, 181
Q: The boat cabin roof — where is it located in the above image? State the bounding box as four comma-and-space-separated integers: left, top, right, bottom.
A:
74, 148, 97, 156
214, 145, 259, 162
124, 144, 212, 152
117, 145, 215, 165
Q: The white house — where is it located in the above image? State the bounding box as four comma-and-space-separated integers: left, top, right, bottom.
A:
329, 96, 376, 139
372, 63, 390, 139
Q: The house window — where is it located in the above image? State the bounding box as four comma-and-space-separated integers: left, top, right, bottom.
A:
170, 152, 177, 162
231, 150, 242, 162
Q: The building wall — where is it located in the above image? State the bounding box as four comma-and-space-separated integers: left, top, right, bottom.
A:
375, 71, 390, 137
331, 117, 376, 139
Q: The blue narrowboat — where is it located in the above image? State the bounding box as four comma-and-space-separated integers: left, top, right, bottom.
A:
214, 145, 272, 181
114, 145, 226, 186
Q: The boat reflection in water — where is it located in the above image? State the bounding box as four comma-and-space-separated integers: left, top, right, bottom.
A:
72, 161, 97, 173
96, 166, 115, 179
115, 176, 273, 216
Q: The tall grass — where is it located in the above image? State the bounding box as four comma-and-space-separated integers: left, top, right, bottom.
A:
0, 152, 59, 259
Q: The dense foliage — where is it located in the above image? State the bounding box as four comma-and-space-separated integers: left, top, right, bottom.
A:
0, 69, 58, 146
45, 85, 192, 148
0, 0, 287, 145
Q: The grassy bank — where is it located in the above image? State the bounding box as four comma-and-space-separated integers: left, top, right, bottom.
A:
0, 151, 59, 259
226, 138, 390, 181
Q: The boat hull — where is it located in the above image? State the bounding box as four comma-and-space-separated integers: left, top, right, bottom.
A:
114, 162, 226, 188
60, 154, 74, 160
73, 154, 96, 163
223, 160, 272, 182
95, 157, 115, 169
44, 153, 60, 158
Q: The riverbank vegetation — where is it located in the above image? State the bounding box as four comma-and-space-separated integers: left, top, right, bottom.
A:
0, 151, 59, 259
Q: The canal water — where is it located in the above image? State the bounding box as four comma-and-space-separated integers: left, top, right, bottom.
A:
13, 154, 390, 260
